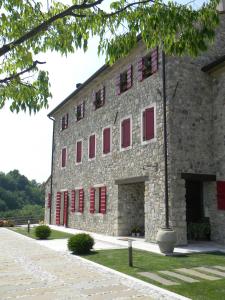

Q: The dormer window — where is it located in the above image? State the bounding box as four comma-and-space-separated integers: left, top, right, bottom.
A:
138, 48, 158, 81
115, 65, 133, 95
93, 86, 105, 109
76, 102, 85, 121
61, 113, 69, 130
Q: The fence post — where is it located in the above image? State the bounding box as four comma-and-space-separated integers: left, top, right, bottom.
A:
27, 220, 30, 233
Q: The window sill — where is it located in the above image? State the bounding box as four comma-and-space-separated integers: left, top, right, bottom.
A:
120, 145, 132, 152
141, 138, 156, 146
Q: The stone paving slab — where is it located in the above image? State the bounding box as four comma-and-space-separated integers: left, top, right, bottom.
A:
159, 270, 199, 283
194, 267, 225, 277
139, 272, 179, 286
175, 268, 220, 280
213, 265, 225, 271
0, 228, 189, 300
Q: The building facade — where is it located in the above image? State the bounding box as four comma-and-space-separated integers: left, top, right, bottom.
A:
45, 12, 225, 245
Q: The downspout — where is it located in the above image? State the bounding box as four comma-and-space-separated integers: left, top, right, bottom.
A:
162, 50, 170, 229
48, 115, 55, 225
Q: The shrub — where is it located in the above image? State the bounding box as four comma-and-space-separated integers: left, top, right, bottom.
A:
5, 220, 15, 227
68, 233, 94, 254
0, 220, 4, 227
35, 225, 51, 239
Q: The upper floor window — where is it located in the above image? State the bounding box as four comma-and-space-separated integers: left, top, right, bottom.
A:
61, 147, 67, 168
121, 117, 132, 150
116, 65, 133, 95
76, 102, 85, 121
61, 113, 69, 130
138, 48, 158, 81
76, 140, 82, 164
89, 134, 96, 160
93, 86, 105, 109
102, 127, 111, 155
142, 105, 155, 143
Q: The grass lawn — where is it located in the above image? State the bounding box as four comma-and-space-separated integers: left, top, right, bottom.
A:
81, 249, 225, 300
8, 226, 74, 240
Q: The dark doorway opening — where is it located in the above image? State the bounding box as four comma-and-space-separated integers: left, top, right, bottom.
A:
185, 180, 210, 241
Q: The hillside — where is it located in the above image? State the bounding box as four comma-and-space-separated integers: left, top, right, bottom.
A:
0, 170, 44, 219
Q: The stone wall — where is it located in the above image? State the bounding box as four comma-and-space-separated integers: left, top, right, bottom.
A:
44, 177, 51, 224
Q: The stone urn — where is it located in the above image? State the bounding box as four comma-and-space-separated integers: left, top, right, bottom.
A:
156, 228, 177, 254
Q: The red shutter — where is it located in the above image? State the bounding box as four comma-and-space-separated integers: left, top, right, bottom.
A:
76, 141, 82, 163
115, 74, 121, 95
121, 118, 131, 148
126, 65, 133, 89
89, 135, 95, 159
100, 86, 105, 105
90, 187, 95, 213
71, 190, 76, 212
137, 58, 144, 81
100, 186, 107, 214
56, 192, 61, 225
78, 188, 84, 213
103, 127, 111, 154
151, 48, 158, 74
143, 107, 154, 141
47, 193, 51, 208
63, 191, 68, 226
62, 148, 66, 167
217, 181, 225, 210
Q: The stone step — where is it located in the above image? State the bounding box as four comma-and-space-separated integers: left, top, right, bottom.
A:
175, 268, 220, 281
213, 265, 225, 271
138, 272, 179, 286
159, 270, 199, 283
194, 267, 225, 277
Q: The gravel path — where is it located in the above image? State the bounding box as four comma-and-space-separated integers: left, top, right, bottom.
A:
0, 228, 189, 300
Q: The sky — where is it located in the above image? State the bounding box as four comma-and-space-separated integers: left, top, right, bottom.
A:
0, 38, 105, 183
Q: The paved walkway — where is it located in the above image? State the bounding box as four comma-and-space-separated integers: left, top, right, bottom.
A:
0, 229, 189, 300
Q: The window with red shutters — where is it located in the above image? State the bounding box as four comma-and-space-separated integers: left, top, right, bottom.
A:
47, 193, 51, 208
78, 188, 84, 213
103, 127, 111, 155
90, 187, 95, 213
76, 140, 82, 164
217, 181, 225, 210
61, 113, 69, 130
56, 192, 61, 225
115, 65, 133, 95
121, 118, 131, 149
99, 186, 107, 214
143, 106, 155, 142
89, 134, 96, 159
138, 48, 158, 82
76, 102, 85, 121
61, 148, 67, 168
71, 190, 76, 212
93, 86, 105, 109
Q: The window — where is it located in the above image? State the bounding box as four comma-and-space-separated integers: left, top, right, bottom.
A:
71, 190, 76, 212
61, 148, 67, 168
142, 105, 155, 143
93, 86, 105, 109
89, 134, 96, 160
116, 65, 133, 95
47, 193, 51, 208
121, 117, 132, 150
61, 113, 69, 130
76, 140, 82, 164
102, 127, 111, 155
89, 186, 107, 214
138, 48, 158, 81
56, 192, 61, 225
76, 102, 85, 121
217, 181, 225, 210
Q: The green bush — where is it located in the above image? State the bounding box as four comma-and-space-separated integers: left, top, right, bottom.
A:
35, 225, 51, 239
68, 233, 94, 254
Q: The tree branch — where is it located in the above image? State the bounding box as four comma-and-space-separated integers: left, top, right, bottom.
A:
0, 0, 104, 57
0, 60, 46, 84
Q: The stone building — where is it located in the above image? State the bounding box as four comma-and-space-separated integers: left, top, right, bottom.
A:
45, 11, 225, 245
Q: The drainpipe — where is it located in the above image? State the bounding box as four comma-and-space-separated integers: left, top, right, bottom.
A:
162, 50, 170, 229
48, 115, 55, 225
